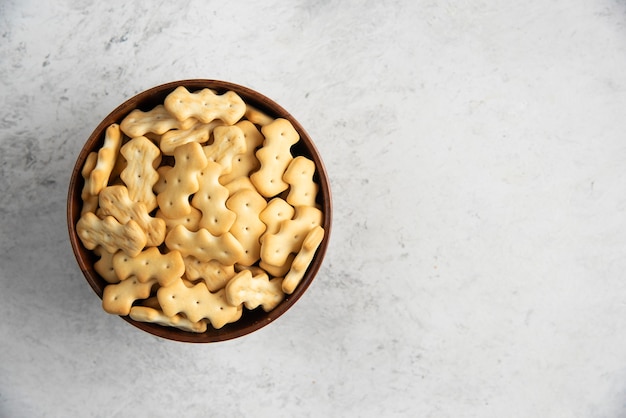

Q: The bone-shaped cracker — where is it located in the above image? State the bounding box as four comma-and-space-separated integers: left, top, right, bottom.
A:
225, 270, 285, 312
183, 256, 236, 292
190, 160, 236, 235
156, 142, 208, 219
282, 225, 324, 294
164, 86, 246, 125
226, 188, 267, 266
283, 156, 319, 207
89, 123, 122, 196
157, 278, 243, 328
81, 151, 99, 214
260, 205, 323, 267
94, 247, 121, 284
129, 306, 207, 333
120, 136, 161, 212
164, 224, 245, 265
76, 212, 146, 257
159, 119, 224, 156
259, 197, 295, 242
113, 247, 184, 287
98, 185, 166, 247
202, 125, 247, 174
218, 120, 264, 185
102, 276, 157, 316
257, 198, 297, 274
120, 104, 196, 138
250, 118, 300, 198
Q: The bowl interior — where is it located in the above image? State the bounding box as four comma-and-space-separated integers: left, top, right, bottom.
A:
67, 80, 332, 343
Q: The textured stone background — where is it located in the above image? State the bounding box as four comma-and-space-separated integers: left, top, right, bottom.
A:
2, 1, 626, 416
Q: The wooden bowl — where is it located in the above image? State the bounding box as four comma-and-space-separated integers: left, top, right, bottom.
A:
67, 80, 332, 343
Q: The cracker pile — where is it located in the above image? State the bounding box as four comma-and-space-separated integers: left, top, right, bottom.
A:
76, 86, 325, 333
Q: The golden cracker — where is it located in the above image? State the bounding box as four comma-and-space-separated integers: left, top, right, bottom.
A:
89, 123, 122, 196
120, 104, 196, 137
98, 185, 166, 247
226, 188, 267, 266
119, 136, 161, 212
156, 142, 207, 219
202, 125, 247, 174
190, 160, 236, 235
283, 155, 318, 208
113, 247, 184, 287
225, 270, 284, 312
129, 306, 208, 333
260, 205, 323, 267
102, 276, 157, 316
164, 86, 246, 125
250, 118, 299, 198
157, 278, 242, 328
282, 225, 324, 294
76, 212, 146, 257
164, 224, 245, 265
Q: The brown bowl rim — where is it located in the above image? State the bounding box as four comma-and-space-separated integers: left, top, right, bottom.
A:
67, 79, 332, 343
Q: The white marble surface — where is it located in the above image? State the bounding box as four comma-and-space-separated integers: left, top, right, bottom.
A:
2, 0, 626, 416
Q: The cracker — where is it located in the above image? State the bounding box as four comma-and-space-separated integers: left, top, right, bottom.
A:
218, 120, 264, 185
164, 224, 245, 266
157, 278, 243, 328
98, 185, 166, 247
80, 151, 99, 215
190, 160, 236, 235
260, 205, 323, 267
119, 136, 161, 212
283, 156, 318, 207
250, 118, 300, 198
202, 125, 247, 174
244, 104, 274, 126
120, 104, 196, 138
102, 276, 157, 316
225, 270, 285, 312
156, 142, 208, 219
76, 212, 146, 257
159, 119, 224, 156
113, 247, 184, 287
94, 247, 121, 284
259, 197, 295, 242
89, 123, 122, 196
164, 86, 246, 125
282, 225, 324, 294
183, 257, 236, 292
129, 306, 208, 333
226, 188, 267, 266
